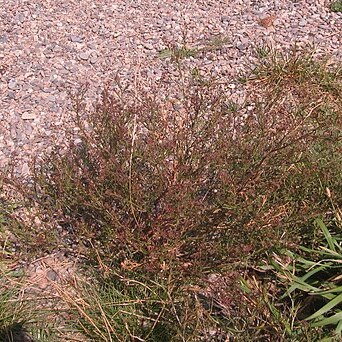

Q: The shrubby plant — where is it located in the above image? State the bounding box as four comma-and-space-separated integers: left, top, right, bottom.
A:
32, 49, 341, 272
0, 47, 341, 340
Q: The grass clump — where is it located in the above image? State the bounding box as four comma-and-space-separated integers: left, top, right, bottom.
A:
59, 269, 218, 341
331, 1, 342, 12
158, 45, 197, 61
0, 259, 51, 342
1, 47, 341, 340
272, 213, 342, 340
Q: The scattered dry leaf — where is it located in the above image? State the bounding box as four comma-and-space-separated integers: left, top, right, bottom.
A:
259, 14, 277, 28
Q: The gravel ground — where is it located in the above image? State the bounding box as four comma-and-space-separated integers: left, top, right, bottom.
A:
0, 0, 341, 175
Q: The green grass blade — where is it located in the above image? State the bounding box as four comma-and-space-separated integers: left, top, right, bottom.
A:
318, 338, 334, 342
315, 218, 336, 252
309, 311, 342, 327
306, 293, 342, 321
285, 266, 330, 296
316, 286, 342, 295
336, 319, 342, 335
319, 247, 342, 259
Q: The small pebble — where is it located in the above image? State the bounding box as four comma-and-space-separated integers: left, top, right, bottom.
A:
22, 112, 36, 120
47, 269, 59, 281
21, 162, 30, 175
8, 79, 18, 90
0, 35, 8, 44
143, 43, 154, 50
237, 43, 248, 51
90, 56, 98, 64
7, 90, 16, 99
79, 51, 90, 60
70, 35, 83, 43
42, 87, 54, 93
